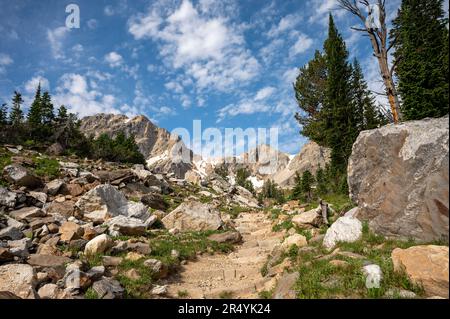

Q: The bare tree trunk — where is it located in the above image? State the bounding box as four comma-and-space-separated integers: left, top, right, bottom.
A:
319, 199, 329, 225
338, 0, 402, 123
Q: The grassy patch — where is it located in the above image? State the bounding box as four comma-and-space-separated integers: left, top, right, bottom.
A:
148, 230, 234, 267
116, 257, 155, 298
272, 220, 294, 232
304, 193, 355, 214
0, 151, 11, 186
177, 290, 189, 298
33, 156, 60, 179
292, 224, 426, 299
258, 290, 273, 299
219, 205, 249, 219
84, 287, 99, 299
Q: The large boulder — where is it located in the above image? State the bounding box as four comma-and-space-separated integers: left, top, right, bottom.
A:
0, 264, 37, 299
348, 116, 449, 242
391, 245, 449, 298
323, 217, 362, 250
162, 200, 223, 232
105, 215, 147, 236
3, 164, 42, 188
291, 207, 323, 229
75, 184, 149, 223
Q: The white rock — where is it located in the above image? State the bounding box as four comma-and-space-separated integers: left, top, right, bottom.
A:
281, 234, 308, 250
362, 264, 383, 289
0, 187, 16, 208
323, 216, 362, 250
84, 234, 113, 257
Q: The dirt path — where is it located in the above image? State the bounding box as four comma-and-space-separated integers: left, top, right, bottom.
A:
165, 211, 283, 299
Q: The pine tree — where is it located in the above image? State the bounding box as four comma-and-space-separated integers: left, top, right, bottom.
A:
300, 170, 315, 200
27, 83, 43, 129
315, 167, 328, 195
40, 91, 55, 125
56, 105, 69, 124
292, 172, 303, 199
351, 59, 385, 130
294, 50, 328, 145
0, 103, 7, 126
9, 91, 24, 127
391, 0, 449, 120
323, 14, 356, 173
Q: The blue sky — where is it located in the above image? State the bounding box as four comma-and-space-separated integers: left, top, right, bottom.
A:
0, 0, 448, 155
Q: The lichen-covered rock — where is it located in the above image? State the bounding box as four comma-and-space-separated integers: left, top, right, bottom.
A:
75, 184, 149, 223
162, 200, 223, 232
348, 116, 449, 241
391, 245, 449, 298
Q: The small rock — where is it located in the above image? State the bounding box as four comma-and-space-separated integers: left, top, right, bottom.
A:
125, 252, 145, 261
124, 269, 141, 280
0, 264, 37, 299
0, 187, 17, 208
151, 285, 168, 296
92, 278, 124, 299
84, 234, 113, 257
3, 164, 42, 188
45, 179, 65, 195
102, 256, 123, 267
385, 288, 417, 299
281, 234, 307, 250
329, 260, 350, 268
362, 264, 383, 289
59, 221, 84, 242
207, 231, 242, 244
9, 207, 46, 221
273, 272, 299, 299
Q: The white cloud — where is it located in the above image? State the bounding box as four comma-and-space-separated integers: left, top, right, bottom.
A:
104, 51, 123, 67
87, 19, 98, 29
255, 86, 275, 101
217, 99, 270, 122
25, 76, 50, 94
290, 33, 313, 57
0, 53, 13, 74
128, 0, 260, 92
104, 5, 115, 16
165, 81, 184, 94
308, 0, 346, 25
267, 14, 302, 37
283, 67, 299, 85
47, 26, 69, 59
53, 73, 120, 117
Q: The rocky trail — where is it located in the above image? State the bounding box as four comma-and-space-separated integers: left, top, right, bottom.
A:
164, 211, 283, 299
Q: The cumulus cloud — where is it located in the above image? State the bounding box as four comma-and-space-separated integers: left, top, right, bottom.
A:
53, 73, 121, 117
308, 0, 346, 25
128, 0, 260, 92
47, 26, 69, 59
104, 51, 124, 67
87, 19, 98, 29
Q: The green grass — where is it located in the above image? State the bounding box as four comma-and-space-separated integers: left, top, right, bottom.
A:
148, 230, 234, 266
292, 224, 426, 299
219, 205, 249, 219
116, 257, 155, 298
272, 220, 294, 232
177, 290, 189, 298
33, 156, 60, 179
0, 151, 11, 186
258, 290, 273, 299
304, 193, 355, 214
84, 287, 99, 299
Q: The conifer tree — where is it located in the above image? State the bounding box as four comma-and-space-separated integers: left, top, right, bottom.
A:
323, 14, 356, 173
315, 167, 328, 195
351, 59, 385, 130
40, 91, 55, 125
27, 83, 43, 129
9, 91, 24, 127
300, 170, 315, 200
391, 0, 449, 120
56, 105, 69, 124
0, 103, 7, 126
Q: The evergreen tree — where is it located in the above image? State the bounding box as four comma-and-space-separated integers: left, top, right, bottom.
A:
294, 50, 328, 145
27, 83, 43, 129
9, 91, 24, 127
350, 59, 385, 131
323, 14, 356, 173
40, 91, 55, 125
315, 167, 328, 195
291, 172, 303, 200
0, 103, 7, 126
56, 105, 69, 124
391, 0, 449, 120
300, 170, 315, 200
